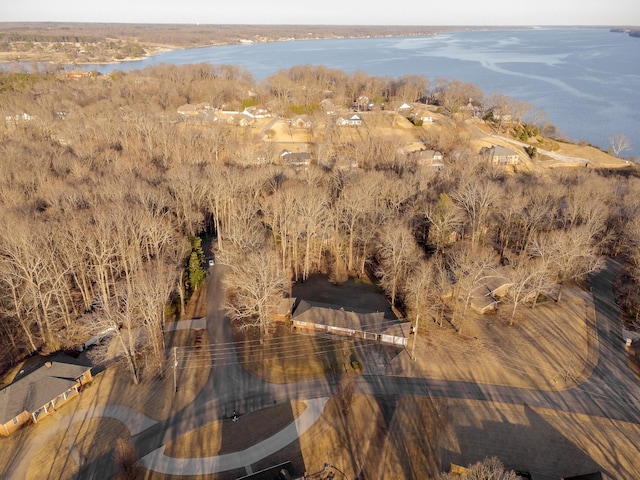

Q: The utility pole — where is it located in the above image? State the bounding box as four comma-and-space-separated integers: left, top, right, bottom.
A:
173, 346, 178, 393
411, 314, 419, 361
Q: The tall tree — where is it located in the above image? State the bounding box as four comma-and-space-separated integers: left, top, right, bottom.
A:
376, 220, 421, 308
224, 247, 290, 340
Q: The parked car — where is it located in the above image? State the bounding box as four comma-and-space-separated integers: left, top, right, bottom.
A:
76, 327, 117, 351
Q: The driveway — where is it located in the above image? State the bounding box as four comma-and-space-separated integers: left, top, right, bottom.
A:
12, 259, 640, 479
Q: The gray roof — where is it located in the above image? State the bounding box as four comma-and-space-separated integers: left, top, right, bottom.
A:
0, 355, 91, 423
292, 300, 386, 333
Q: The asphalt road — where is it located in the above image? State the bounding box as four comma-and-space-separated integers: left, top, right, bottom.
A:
130, 259, 640, 463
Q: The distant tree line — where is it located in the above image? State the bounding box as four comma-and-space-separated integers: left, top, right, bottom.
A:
0, 33, 101, 43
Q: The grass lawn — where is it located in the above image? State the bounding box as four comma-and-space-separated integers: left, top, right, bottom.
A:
26, 418, 129, 480
235, 323, 361, 383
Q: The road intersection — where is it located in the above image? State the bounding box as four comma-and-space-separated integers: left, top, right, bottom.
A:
8, 258, 640, 479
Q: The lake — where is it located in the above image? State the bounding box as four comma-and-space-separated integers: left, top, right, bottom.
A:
85, 28, 640, 157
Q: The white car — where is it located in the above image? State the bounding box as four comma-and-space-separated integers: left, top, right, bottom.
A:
77, 327, 117, 351
208, 259, 215, 266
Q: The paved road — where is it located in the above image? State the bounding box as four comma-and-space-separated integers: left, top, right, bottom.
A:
131, 259, 640, 476
13, 258, 638, 479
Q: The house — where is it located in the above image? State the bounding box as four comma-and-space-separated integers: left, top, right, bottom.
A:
490, 108, 513, 123
481, 145, 520, 166
410, 109, 435, 123
469, 286, 499, 314
463, 99, 484, 118
243, 104, 271, 119
336, 114, 363, 126
0, 355, 92, 436
63, 70, 95, 80
408, 149, 444, 168
226, 114, 255, 127
397, 102, 412, 112
4, 112, 34, 124
322, 155, 359, 171
177, 103, 211, 117
353, 95, 371, 111
291, 300, 408, 345
275, 297, 296, 320
481, 266, 516, 298
180, 110, 218, 123
291, 115, 312, 129
320, 99, 336, 115
280, 150, 312, 169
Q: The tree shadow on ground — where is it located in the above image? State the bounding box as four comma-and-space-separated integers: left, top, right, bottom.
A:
440, 402, 608, 479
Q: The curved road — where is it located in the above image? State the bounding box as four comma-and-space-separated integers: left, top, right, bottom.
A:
52, 258, 640, 478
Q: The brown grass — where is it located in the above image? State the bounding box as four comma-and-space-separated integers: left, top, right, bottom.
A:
164, 401, 307, 458
26, 418, 129, 480
398, 286, 593, 391
441, 399, 640, 478
179, 283, 209, 320
295, 394, 446, 479
236, 323, 360, 383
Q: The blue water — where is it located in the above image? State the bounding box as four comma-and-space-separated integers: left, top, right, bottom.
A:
85, 28, 640, 157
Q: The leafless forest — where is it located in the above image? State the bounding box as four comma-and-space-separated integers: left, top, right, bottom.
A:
0, 23, 459, 47
1, 63, 639, 383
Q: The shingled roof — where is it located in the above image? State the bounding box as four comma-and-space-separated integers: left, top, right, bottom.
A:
292, 299, 386, 333
0, 355, 91, 424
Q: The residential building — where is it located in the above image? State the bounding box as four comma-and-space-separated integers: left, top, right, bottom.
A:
0, 355, 92, 436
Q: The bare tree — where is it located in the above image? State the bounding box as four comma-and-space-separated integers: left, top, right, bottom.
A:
452, 178, 500, 245
446, 244, 498, 334
85, 295, 143, 385
439, 456, 518, 480
504, 252, 550, 325
424, 193, 464, 253
224, 247, 290, 340
432, 78, 482, 116
530, 227, 602, 303
376, 220, 421, 308
132, 259, 179, 377
609, 133, 632, 158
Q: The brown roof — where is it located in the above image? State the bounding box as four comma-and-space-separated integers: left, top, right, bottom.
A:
0, 355, 91, 423
292, 300, 386, 333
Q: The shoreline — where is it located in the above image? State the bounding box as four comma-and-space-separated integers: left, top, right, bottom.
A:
0, 24, 544, 67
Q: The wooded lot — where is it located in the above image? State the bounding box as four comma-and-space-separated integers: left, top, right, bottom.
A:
1, 64, 639, 382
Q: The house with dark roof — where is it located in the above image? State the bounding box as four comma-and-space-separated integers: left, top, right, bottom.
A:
291, 300, 408, 346
0, 355, 92, 436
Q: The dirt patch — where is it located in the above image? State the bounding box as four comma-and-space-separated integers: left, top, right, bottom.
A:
164, 401, 307, 458
179, 283, 209, 320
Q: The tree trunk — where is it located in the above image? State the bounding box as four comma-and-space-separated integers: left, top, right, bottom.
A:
557, 283, 564, 303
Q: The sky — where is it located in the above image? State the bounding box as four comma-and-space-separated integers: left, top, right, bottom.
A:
1, 0, 639, 25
